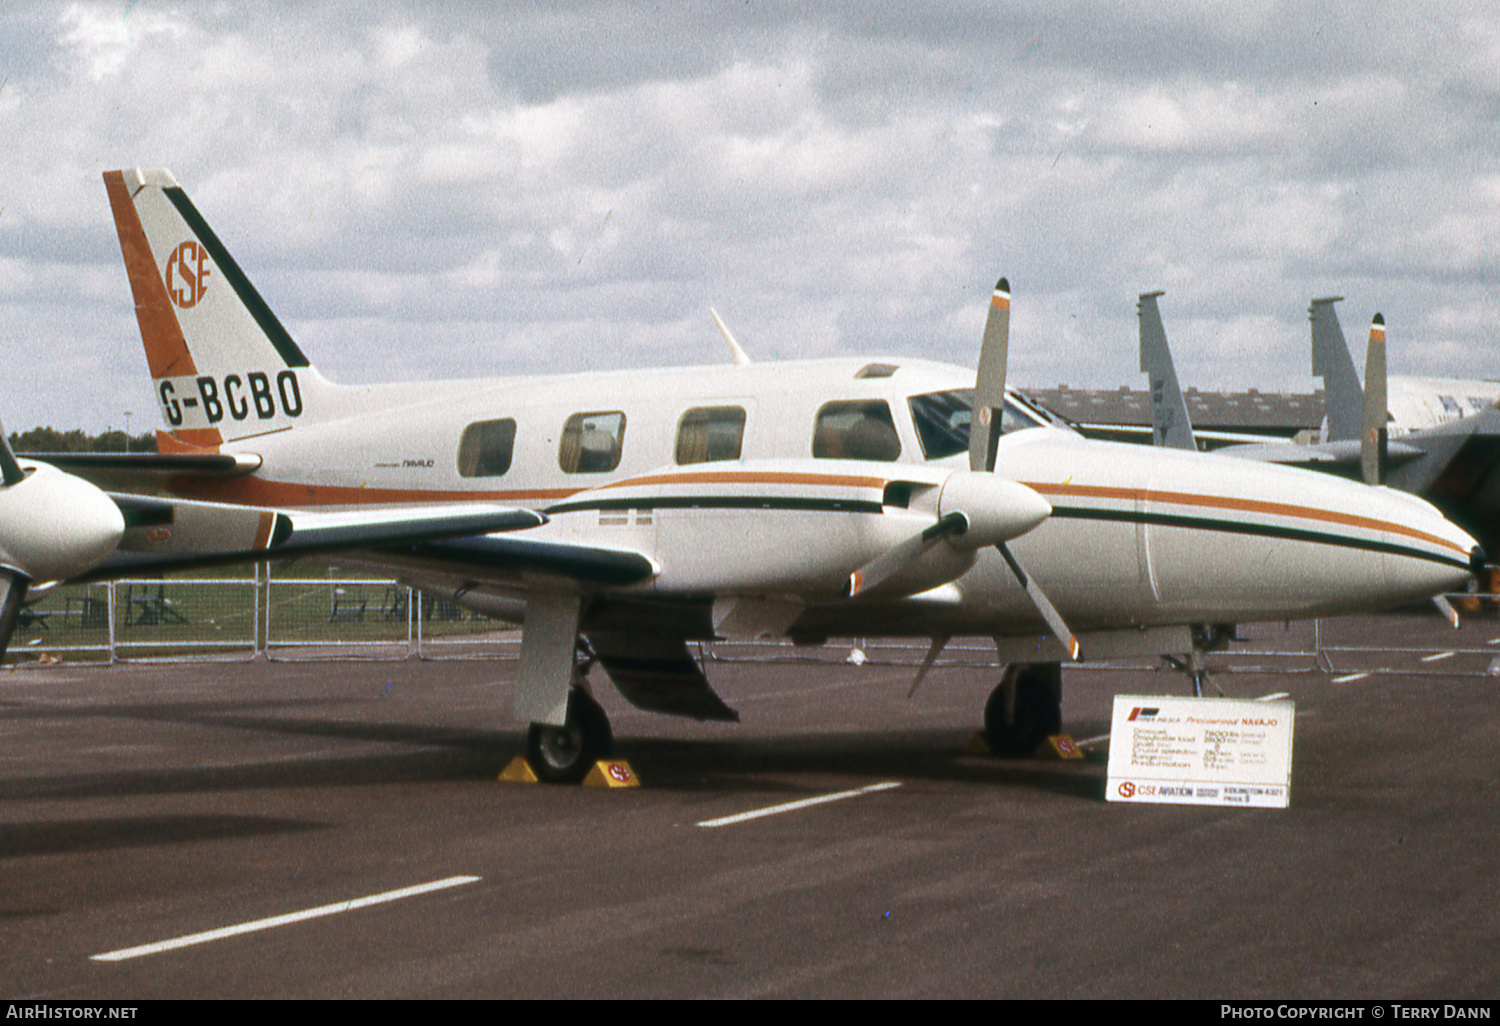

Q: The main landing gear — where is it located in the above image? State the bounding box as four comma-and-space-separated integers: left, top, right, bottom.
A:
983, 662, 1062, 758
527, 687, 613, 784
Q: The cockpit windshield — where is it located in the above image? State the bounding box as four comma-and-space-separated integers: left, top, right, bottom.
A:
908, 389, 1067, 461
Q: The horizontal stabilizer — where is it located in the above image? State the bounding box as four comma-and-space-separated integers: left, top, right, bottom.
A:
88, 500, 545, 577
21, 451, 262, 476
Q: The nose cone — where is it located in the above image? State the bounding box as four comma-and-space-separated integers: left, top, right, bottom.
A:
1378, 489, 1480, 604
938, 471, 1052, 548
0, 463, 124, 581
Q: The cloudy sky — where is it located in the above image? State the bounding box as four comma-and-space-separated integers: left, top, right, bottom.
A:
1, 2, 1497, 433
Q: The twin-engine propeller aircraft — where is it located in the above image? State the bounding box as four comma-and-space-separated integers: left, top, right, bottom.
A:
49, 168, 1481, 783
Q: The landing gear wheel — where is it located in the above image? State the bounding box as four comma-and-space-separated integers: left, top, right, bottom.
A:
983, 663, 1062, 758
527, 688, 613, 783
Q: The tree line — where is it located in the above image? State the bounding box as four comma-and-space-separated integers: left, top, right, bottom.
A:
9, 427, 158, 453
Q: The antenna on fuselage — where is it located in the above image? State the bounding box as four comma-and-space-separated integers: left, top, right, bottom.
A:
709, 308, 752, 366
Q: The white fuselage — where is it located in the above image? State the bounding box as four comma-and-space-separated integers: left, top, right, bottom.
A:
168, 356, 1476, 641
1382, 377, 1500, 436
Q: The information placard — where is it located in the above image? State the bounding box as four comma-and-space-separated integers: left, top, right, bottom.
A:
1105, 695, 1294, 808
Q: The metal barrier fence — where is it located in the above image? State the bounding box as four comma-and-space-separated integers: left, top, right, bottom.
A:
6, 571, 1498, 676
4, 569, 520, 665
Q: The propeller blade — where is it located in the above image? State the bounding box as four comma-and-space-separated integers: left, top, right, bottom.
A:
847, 512, 968, 598
997, 541, 1080, 661
0, 571, 30, 661
969, 277, 1010, 473
1360, 313, 1388, 486
0, 419, 25, 487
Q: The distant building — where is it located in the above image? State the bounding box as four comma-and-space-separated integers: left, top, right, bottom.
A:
1022, 385, 1327, 447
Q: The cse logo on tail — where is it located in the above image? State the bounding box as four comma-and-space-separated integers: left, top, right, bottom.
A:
159, 373, 303, 426
164, 240, 210, 309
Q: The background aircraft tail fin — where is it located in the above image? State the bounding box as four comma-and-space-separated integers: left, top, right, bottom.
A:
1360, 314, 1389, 485
104, 168, 335, 449
1137, 291, 1197, 451
1310, 297, 1363, 443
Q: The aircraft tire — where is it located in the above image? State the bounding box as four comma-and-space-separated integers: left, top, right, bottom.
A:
983, 664, 1062, 758
527, 688, 614, 784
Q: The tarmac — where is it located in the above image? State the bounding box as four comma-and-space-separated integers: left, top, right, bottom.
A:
0, 611, 1496, 999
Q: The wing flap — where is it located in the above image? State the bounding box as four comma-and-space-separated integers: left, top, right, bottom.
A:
586, 631, 739, 722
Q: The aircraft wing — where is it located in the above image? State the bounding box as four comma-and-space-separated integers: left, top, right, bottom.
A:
388, 534, 656, 586
1220, 437, 1426, 471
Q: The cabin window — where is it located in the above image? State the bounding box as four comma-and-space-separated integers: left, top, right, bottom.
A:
909, 390, 973, 460
559, 411, 626, 473
908, 389, 1050, 461
456, 418, 517, 477
675, 406, 746, 465
812, 400, 901, 461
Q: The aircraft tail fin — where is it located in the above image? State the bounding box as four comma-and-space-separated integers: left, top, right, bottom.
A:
1310, 297, 1363, 443
1137, 291, 1196, 451
1360, 314, 1389, 485
103, 168, 335, 449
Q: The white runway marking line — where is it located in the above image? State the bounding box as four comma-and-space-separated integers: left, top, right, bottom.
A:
697, 781, 903, 829
90, 875, 481, 963
1419, 651, 1456, 663
1332, 672, 1370, 684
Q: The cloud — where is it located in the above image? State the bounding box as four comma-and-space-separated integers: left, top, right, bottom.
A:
0, 1, 1497, 432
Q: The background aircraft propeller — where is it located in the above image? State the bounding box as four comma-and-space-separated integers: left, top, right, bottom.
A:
1361, 314, 1388, 486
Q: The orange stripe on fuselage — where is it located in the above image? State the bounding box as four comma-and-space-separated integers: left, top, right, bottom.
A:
103, 170, 197, 380
160, 474, 579, 508
598, 469, 889, 491
1026, 481, 1466, 556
